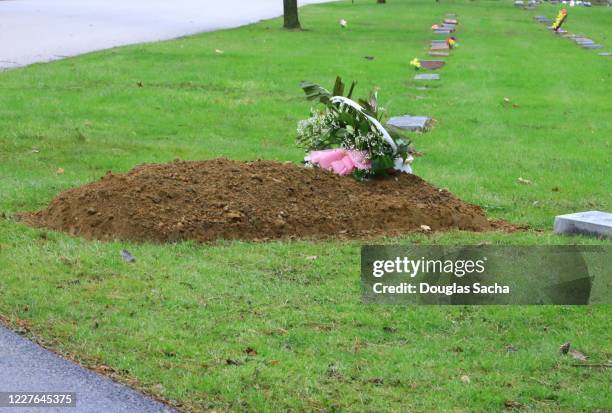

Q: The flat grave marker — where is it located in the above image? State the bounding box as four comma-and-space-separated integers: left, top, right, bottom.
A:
414, 73, 440, 81
583, 44, 603, 49
433, 29, 452, 34
598, 52, 612, 56
386, 116, 432, 132
430, 43, 450, 50
554, 211, 612, 239
444, 19, 458, 25
419, 60, 446, 70
429, 51, 450, 57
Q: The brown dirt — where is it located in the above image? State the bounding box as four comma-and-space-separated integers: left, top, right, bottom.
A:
22, 158, 502, 243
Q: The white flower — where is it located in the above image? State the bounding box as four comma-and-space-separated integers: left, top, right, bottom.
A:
394, 155, 413, 174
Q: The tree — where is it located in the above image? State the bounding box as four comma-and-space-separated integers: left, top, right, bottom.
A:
283, 0, 301, 29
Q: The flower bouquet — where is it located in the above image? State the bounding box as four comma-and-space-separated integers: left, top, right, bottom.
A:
297, 76, 414, 180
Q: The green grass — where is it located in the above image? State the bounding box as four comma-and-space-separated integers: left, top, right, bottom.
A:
0, 0, 610, 411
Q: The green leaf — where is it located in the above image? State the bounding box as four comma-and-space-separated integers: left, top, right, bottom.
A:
300, 81, 331, 104
332, 76, 345, 96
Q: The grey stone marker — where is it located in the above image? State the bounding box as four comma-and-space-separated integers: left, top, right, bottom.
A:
429, 51, 450, 57
414, 74, 440, 80
554, 211, 612, 239
583, 44, 603, 49
598, 52, 612, 56
430, 43, 450, 50
386, 116, 432, 132
431, 39, 447, 44
434, 29, 452, 34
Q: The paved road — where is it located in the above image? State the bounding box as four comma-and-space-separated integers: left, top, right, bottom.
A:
0, 0, 332, 69
0, 325, 176, 412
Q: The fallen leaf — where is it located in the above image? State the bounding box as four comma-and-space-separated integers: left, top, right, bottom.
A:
269, 359, 280, 365
504, 399, 524, 409
517, 177, 532, 185
96, 364, 115, 374
568, 349, 587, 362
559, 342, 571, 355
244, 347, 257, 356
460, 375, 471, 384
55, 167, 65, 174
420, 224, 431, 231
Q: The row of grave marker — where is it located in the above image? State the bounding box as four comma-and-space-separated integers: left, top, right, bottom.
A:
386, 13, 459, 132
528, 13, 610, 237
534, 14, 610, 55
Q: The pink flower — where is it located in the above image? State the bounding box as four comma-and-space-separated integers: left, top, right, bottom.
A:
306, 149, 370, 176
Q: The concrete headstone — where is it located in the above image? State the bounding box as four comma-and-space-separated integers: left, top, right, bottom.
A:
386, 116, 432, 132
429, 51, 450, 57
554, 211, 612, 239
414, 74, 440, 80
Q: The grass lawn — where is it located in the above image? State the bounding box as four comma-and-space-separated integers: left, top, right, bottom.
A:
1, 0, 611, 411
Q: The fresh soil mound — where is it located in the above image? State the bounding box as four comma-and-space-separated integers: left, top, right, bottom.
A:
23, 158, 496, 243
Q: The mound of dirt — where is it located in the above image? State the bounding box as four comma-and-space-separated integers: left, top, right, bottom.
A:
23, 158, 499, 243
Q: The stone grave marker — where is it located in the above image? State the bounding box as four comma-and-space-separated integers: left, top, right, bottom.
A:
386, 116, 432, 132
554, 211, 612, 239
430, 43, 450, 50
583, 44, 603, 49
420, 60, 446, 70
598, 52, 612, 56
433, 29, 452, 35
414, 74, 440, 81
444, 19, 458, 25
429, 51, 450, 57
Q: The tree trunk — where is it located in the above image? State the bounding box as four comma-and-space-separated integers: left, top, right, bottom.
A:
283, 0, 301, 29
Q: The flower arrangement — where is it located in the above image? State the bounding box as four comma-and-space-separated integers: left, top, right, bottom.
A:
447, 36, 457, 48
552, 8, 568, 31
297, 76, 414, 179
410, 58, 422, 70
